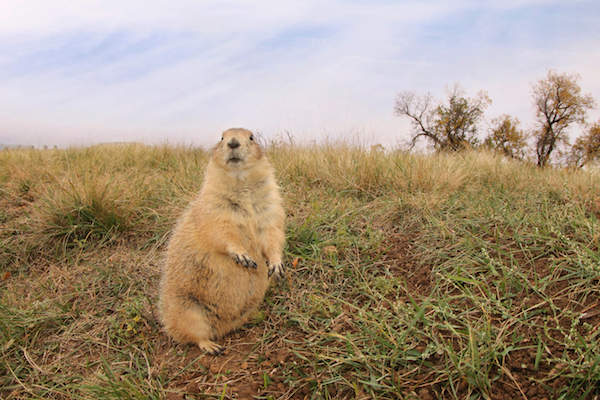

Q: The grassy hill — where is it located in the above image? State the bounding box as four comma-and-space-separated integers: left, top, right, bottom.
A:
1, 144, 599, 399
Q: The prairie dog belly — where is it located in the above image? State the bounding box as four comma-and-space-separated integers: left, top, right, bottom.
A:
207, 252, 269, 311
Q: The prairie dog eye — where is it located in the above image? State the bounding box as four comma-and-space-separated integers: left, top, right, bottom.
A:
249, 135, 254, 141
221, 137, 223, 141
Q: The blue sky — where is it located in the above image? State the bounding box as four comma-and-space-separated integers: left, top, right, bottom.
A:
0, 0, 598, 147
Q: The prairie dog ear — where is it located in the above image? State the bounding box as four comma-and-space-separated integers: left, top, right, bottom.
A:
249, 131, 267, 147
250, 132, 264, 158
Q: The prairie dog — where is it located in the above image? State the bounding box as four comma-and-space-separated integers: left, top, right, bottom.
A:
158, 128, 285, 355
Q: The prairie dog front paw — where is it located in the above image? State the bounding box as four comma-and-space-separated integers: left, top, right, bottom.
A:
231, 253, 257, 269
268, 261, 285, 278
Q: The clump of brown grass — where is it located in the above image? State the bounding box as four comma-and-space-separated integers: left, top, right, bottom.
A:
33, 173, 135, 248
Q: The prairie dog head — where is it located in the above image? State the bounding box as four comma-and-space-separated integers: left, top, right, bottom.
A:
212, 128, 263, 170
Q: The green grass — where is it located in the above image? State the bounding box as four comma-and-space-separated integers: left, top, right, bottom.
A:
1, 143, 599, 399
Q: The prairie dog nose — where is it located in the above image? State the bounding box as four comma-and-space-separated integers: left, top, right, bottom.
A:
228, 138, 240, 149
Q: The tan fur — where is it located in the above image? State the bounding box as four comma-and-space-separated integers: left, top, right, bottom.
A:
158, 128, 285, 355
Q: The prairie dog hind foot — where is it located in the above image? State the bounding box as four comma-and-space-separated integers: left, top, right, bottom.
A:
198, 340, 225, 356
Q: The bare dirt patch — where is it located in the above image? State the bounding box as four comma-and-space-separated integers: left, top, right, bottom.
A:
158, 325, 302, 399
383, 232, 434, 297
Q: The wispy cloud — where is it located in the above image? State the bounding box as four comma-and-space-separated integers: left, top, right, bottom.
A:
0, 0, 598, 147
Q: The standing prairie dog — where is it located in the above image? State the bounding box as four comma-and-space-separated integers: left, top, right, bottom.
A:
159, 128, 285, 355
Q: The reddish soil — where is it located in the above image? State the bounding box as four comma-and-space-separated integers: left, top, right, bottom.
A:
156, 322, 304, 400
384, 232, 433, 297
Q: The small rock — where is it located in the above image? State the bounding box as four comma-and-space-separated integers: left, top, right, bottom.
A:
418, 388, 433, 400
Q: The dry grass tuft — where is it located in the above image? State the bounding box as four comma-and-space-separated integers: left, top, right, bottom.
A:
34, 173, 134, 247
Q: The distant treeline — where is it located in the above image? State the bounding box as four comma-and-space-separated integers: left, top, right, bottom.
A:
0, 144, 36, 150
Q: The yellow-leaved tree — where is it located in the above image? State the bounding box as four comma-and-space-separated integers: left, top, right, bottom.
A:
395, 85, 491, 151
532, 71, 595, 167
568, 122, 600, 168
483, 115, 529, 160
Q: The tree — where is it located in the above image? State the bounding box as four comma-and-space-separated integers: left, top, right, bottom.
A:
395, 86, 491, 151
532, 70, 595, 167
483, 115, 529, 160
568, 122, 600, 168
